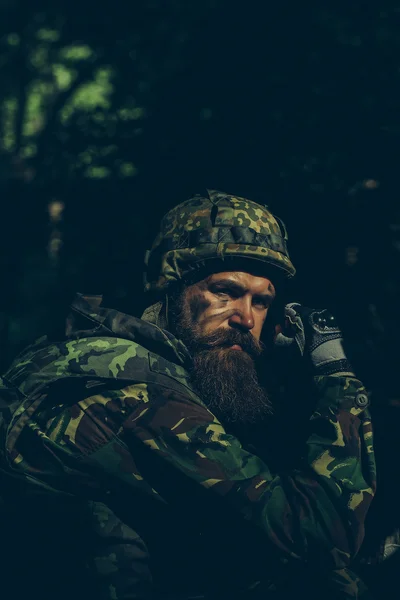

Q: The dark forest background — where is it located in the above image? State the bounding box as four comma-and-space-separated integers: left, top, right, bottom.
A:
0, 0, 399, 410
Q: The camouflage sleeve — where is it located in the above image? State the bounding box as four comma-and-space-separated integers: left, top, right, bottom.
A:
86, 500, 153, 600
87, 376, 375, 570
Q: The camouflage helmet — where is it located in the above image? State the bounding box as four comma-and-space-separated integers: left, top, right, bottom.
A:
144, 189, 296, 295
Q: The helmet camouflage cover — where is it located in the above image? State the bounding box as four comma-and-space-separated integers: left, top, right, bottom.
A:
144, 189, 296, 295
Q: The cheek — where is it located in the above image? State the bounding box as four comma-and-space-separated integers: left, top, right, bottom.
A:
254, 313, 268, 338
189, 293, 211, 322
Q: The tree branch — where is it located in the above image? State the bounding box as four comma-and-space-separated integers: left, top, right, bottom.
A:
32, 57, 101, 177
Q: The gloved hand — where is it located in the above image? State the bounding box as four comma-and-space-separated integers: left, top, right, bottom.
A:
275, 303, 355, 377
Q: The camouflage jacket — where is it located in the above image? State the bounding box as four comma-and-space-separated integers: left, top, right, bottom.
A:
0, 294, 376, 599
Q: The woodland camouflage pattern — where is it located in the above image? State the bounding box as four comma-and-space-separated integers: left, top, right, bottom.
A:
0, 293, 376, 599
144, 189, 296, 294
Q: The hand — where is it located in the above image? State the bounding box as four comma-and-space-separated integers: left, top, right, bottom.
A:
275, 303, 355, 377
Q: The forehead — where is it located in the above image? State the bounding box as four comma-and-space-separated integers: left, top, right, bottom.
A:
206, 271, 276, 295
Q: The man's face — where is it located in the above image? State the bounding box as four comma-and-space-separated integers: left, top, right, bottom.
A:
184, 271, 276, 343
173, 271, 276, 426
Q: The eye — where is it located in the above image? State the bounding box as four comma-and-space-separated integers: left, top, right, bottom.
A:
215, 288, 232, 298
211, 285, 239, 299
253, 297, 270, 310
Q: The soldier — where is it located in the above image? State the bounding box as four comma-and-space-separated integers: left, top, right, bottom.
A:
0, 190, 376, 599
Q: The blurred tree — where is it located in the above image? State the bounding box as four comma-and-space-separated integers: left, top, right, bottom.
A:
0, 0, 218, 364
0, 0, 217, 187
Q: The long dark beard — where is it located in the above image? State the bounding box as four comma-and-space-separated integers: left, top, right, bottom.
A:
174, 303, 273, 425
192, 345, 272, 425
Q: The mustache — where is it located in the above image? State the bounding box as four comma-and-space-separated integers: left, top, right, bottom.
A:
191, 328, 265, 359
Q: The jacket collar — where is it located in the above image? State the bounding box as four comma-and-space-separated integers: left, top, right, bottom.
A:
66, 293, 192, 369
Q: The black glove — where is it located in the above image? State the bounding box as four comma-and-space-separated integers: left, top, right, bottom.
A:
275, 303, 355, 377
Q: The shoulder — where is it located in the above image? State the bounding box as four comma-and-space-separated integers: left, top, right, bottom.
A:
5, 336, 147, 391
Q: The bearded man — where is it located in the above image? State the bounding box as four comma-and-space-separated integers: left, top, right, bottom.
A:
0, 190, 375, 600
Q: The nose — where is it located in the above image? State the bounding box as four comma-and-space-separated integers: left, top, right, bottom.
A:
228, 299, 254, 332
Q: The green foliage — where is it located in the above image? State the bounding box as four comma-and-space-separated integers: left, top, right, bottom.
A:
52, 64, 75, 90
59, 45, 93, 61
119, 162, 137, 177
0, 0, 216, 183
1, 96, 17, 149
61, 68, 114, 119
6, 32, 19, 46
36, 28, 60, 43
